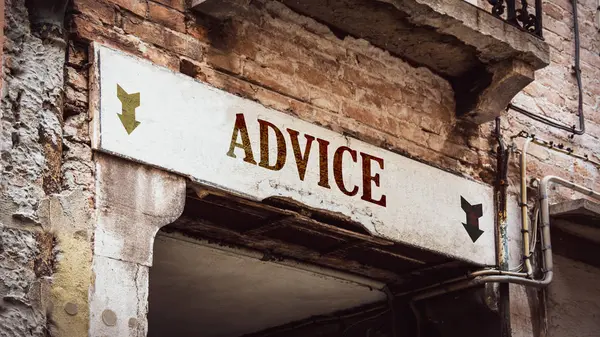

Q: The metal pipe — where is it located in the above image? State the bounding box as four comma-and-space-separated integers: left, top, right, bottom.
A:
496, 117, 510, 272
535, 0, 543, 37
520, 138, 534, 277
397, 269, 527, 299
530, 137, 600, 168
467, 178, 585, 288
507, 0, 585, 135
411, 176, 600, 302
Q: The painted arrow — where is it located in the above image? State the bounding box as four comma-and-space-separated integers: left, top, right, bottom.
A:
460, 196, 484, 243
116, 84, 141, 134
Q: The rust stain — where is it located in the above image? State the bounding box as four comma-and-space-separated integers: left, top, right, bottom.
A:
34, 231, 57, 277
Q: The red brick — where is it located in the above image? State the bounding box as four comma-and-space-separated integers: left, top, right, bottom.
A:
143, 45, 179, 70
352, 53, 408, 87
286, 29, 347, 61
201, 67, 258, 100
108, 0, 147, 17
186, 20, 210, 44
340, 64, 402, 102
206, 48, 241, 74
66, 67, 88, 91
72, 15, 178, 70
242, 59, 310, 102
254, 88, 293, 112
356, 89, 394, 111
309, 86, 342, 113
544, 3, 565, 21
123, 16, 204, 61
295, 63, 354, 98
152, 0, 184, 11
72, 0, 116, 25
341, 101, 381, 127
426, 134, 479, 165
401, 123, 429, 147
72, 15, 141, 54
149, 1, 185, 32
295, 62, 331, 88
65, 85, 88, 108
419, 115, 446, 136
242, 23, 316, 66
254, 50, 296, 76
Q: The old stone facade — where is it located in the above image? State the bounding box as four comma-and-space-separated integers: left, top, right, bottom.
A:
0, 0, 598, 336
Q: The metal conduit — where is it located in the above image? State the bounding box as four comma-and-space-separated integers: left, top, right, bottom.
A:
520, 138, 534, 277
411, 176, 600, 302
508, 0, 585, 136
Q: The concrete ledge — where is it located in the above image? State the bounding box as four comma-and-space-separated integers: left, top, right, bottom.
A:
191, 0, 549, 124
550, 199, 600, 227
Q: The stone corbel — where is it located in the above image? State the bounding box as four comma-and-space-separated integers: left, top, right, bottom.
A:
89, 154, 186, 337
458, 60, 535, 124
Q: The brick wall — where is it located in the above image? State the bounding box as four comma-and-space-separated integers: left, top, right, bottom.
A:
472, 1, 600, 192
67, 0, 497, 186
0, 0, 590, 334
508, 0, 600, 190
66, 0, 599, 198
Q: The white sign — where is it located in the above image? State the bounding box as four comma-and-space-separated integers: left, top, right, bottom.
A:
92, 44, 496, 266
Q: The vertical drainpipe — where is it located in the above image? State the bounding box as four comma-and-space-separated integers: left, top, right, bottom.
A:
495, 118, 511, 337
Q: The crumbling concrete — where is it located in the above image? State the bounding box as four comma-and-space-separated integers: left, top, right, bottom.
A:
0, 0, 66, 334
1, 0, 65, 224
0, 225, 50, 336
1, 0, 95, 336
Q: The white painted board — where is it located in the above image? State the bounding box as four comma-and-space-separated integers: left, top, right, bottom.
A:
92, 44, 496, 266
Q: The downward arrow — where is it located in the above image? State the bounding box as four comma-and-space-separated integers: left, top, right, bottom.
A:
462, 222, 484, 243
117, 84, 141, 134
461, 196, 484, 243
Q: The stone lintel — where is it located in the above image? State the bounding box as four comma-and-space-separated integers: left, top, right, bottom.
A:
550, 199, 600, 221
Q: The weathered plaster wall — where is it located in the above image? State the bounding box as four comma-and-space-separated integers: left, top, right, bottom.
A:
1, 0, 94, 335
